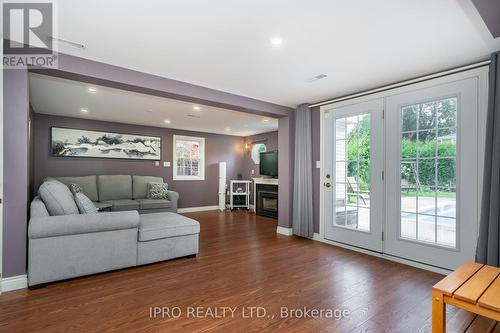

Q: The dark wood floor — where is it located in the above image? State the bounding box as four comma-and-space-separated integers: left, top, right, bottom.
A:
0, 211, 482, 332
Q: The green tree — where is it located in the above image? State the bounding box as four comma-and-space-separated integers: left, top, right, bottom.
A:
347, 115, 370, 185
347, 111, 456, 190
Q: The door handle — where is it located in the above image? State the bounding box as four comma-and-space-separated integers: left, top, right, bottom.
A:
324, 182, 332, 188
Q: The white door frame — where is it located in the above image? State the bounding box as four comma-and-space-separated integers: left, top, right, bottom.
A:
319, 66, 489, 272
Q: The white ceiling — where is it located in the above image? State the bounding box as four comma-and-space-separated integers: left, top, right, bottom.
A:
51, 0, 500, 107
29, 73, 279, 137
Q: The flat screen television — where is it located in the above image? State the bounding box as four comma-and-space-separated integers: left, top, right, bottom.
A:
260, 151, 278, 177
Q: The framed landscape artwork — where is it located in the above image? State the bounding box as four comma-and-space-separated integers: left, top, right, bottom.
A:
50, 127, 161, 160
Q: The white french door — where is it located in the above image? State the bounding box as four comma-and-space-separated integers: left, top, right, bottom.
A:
323, 99, 384, 252
322, 73, 484, 270
384, 78, 478, 270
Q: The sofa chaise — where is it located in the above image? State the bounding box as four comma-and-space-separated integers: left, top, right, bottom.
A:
50, 175, 179, 213
28, 178, 199, 287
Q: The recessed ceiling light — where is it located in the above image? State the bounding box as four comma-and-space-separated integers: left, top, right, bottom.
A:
193, 106, 201, 111
225, 127, 232, 132
262, 118, 270, 122
80, 108, 88, 113
87, 87, 97, 93
270, 37, 283, 46
164, 119, 171, 124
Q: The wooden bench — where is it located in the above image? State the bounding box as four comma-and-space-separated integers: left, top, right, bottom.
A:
432, 262, 500, 332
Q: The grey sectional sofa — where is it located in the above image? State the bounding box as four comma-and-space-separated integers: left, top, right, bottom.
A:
28, 177, 199, 287
51, 175, 179, 213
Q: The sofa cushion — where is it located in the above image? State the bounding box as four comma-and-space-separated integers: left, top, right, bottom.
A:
103, 199, 140, 212
132, 175, 163, 199
93, 201, 113, 210
136, 199, 172, 210
30, 197, 50, 218
98, 175, 132, 201
139, 212, 200, 241
53, 176, 99, 202
147, 182, 169, 199
74, 192, 98, 214
68, 183, 82, 194
29, 211, 140, 239
38, 180, 79, 216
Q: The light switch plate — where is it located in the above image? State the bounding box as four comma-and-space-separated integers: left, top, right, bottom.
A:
251, 169, 254, 175
163, 161, 171, 167
155, 161, 160, 167
316, 161, 321, 169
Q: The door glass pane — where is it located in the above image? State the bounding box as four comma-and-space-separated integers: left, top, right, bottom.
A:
437, 128, 456, 157
401, 212, 417, 240
417, 214, 436, 243
399, 98, 457, 248
419, 102, 436, 130
334, 113, 371, 231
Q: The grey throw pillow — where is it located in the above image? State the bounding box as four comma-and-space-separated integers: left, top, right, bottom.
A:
38, 180, 79, 216
74, 192, 98, 214
68, 183, 82, 194
147, 182, 169, 199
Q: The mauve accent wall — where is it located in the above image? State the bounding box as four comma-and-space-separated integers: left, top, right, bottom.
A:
242, 131, 278, 180
472, 0, 500, 38
278, 115, 294, 228
242, 131, 278, 205
33, 114, 246, 208
3, 69, 29, 278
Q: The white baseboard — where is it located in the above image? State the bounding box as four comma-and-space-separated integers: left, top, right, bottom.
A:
312, 234, 451, 275
1, 275, 27, 292
276, 226, 293, 236
178, 205, 219, 213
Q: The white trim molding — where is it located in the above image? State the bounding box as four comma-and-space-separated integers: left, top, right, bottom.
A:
178, 205, 219, 213
276, 226, 293, 236
1, 275, 28, 292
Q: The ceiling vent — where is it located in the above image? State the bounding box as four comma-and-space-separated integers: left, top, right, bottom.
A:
187, 114, 201, 118
306, 74, 327, 83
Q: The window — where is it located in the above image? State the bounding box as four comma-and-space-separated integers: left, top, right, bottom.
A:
251, 143, 267, 164
399, 97, 457, 247
335, 113, 371, 231
173, 135, 205, 180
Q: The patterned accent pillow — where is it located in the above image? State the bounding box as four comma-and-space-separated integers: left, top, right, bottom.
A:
74, 192, 98, 214
147, 182, 169, 199
68, 183, 82, 194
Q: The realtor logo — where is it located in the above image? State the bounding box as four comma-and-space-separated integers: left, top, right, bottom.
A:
2, 1, 58, 68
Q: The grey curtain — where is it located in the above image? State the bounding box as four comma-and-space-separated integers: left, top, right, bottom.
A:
292, 104, 314, 238
476, 52, 500, 266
